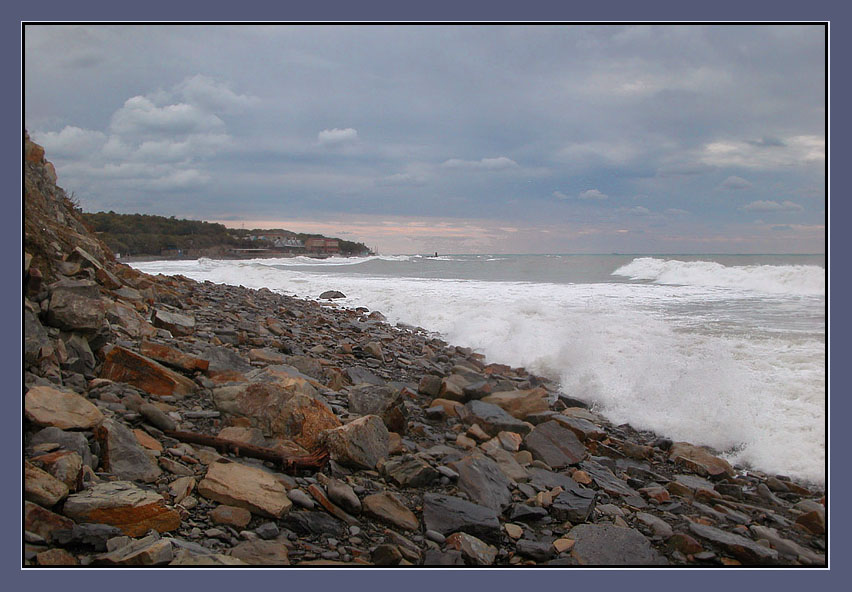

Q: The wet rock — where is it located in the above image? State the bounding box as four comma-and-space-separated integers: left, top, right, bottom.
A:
523, 420, 587, 468
568, 523, 667, 565
319, 290, 345, 300
550, 487, 597, 524
139, 341, 209, 372
322, 414, 389, 470
668, 442, 734, 478
381, 454, 441, 488
25, 385, 104, 430
100, 346, 197, 398
689, 522, 779, 564
422, 493, 500, 543
94, 418, 161, 483
197, 460, 292, 519
481, 388, 549, 420
152, 309, 195, 336
283, 510, 345, 537
363, 492, 419, 531
63, 481, 181, 537
458, 400, 531, 437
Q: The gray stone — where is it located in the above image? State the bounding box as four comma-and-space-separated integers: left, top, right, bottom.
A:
94, 418, 161, 482
284, 510, 346, 537
458, 400, 531, 437
347, 385, 408, 434
523, 420, 587, 468
422, 549, 466, 566
550, 487, 597, 524
52, 523, 123, 551
382, 455, 441, 488
568, 523, 667, 565
516, 539, 556, 562
24, 310, 51, 365
689, 522, 779, 565
322, 414, 389, 470
45, 280, 105, 332
287, 488, 315, 509
230, 539, 290, 565
450, 452, 513, 511
140, 403, 177, 432
579, 460, 640, 498
152, 309, 195, 336
29, 427, 94, 469
635, 512, 674, 537
326, 478, 361, 515
95, 533, 173, 566
319, 290, 345, 300
422, 493, 501, 543
347, 366, 386, 386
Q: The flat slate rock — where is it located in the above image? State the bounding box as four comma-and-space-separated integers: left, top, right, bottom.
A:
449, 452, 513, 511
284, 510, 346, 537
422, 493, 501, 543
550, 487, 597, 524
568, 524, 667, 566
346, 366, 386, 386
579, 460, 640, 498
689, 522, 779, 565
523, 420, 587, 468
457, 400, 531, 437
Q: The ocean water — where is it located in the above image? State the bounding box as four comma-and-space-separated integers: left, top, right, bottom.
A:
132, 254, 826, 485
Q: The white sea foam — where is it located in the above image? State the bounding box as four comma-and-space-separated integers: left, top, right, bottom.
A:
132, 257, 826, 484
613, 257, 825, 296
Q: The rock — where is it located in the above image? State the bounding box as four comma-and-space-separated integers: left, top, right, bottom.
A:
322, 415, 389, 470
210, 504, 252, 529
24, 310, 51, 365
152, 309, 195, 336
579, 460, 641, 499
94, 418, 161, 483
749, 525, 824, 565
363, 341, 384, 359
508, 503, 549, 522
635, 512, 674, 537
439, 374, 469, 402
30, 450, 83, 490
319, 290, 345, 300
197, 460, 292, 519
668, 442, 734, 478
25, 461, 69, 507
95, 533, 174, 566
100, 346, 197, 398
231, 540, 290, 565
46, 282, 105, 332
139, 341, 209, 372
139, 402, 178, 432
445, 532, 497, 565
106, 301, 157, 338
52, 523, 123, 551
371, 544, 403, 565
689, 522, 779, 564
307, 483, 360, 525
422, 493, 501, 543
422, 549, 466, 566
449, 452, 513, 511
480, 443, 529, 483
458, 400, 531, 437
568, 523, 667, 565
516, 539, 556, 562
25, 385, 104, 430
326, 478, 362, 515
168, 476, 195, 504
523, 420, 587, 468
169, 550, 248, 566
381, 455, 440, 488
428, 398, 463, 418
346, 366, 385, 387
24, 501, 75, 543
347, 385, 408, 434
666, 533, 703, 555
363, 492, 419, 531
36, 548, 78, 566
551, 414, 606, 441
28, 427, 94, 468
62, 481, 181, 537
481, 388, 550, 420
795, 508, 825, 535
213, 386, 339, 447
284, 510, 346, 537
248, 348, 288, 364
418, 375, 442, 397
287, 488, 315, 509
550, 486, 597, 524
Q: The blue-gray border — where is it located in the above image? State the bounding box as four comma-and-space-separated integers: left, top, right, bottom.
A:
9, 1, 839, 589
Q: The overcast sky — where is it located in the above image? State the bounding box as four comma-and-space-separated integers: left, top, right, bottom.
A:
25, 24, 825, 254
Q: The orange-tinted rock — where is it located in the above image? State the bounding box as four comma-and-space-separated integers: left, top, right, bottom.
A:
100, 346, 197, 398
140, 341, 210, 372
62, 481, 181, 537
666, 532, 703, 555
30, 450, 83, 491
133, 429, 164, 452
197, 460, 292, 519
25, 385, 104, 430
210, 504, 252, 529
668, 442, 734, 478
481, 388, 550, 420
428, 398, 463, 418
795, 509, 825, 535
36, 548, 77, 566
323, 415, 389, 470
25, 461, 69, 507
24, 501, 74, 542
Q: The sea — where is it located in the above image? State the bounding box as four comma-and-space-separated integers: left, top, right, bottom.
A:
131, 254, 827, 485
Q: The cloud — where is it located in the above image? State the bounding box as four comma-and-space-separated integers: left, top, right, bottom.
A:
665, 208, 689, 215
623, 205, 651, 215
318, 127, 358, 145
747, 136, 786, 148
741, 200, 804, 212
375, 173, 426, 187
175, 74, 259, 112
718, 175, 753, 190
656, 163, 715, 177
110, 96, 225, 136
701, 135, 824, 169
442, 156, 519, 171
35, 126, 107, 158
553, 190, 570, 200
578, 189, 608, 200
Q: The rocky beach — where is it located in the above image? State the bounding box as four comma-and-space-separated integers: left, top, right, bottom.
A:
23, 135, 827, 568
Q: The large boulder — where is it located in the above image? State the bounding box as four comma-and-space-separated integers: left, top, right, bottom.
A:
449, 452, 513, 512
62, 481, 181, 537
347, 385, 408, 434
197, 460, 292, 519
523, 420, 587, 468
322, 415, 389, 470
480, 388, 550, 420
100, 346, 197, 398
45, 280, 105, 332
25, 385, 104, 430
422, 493, 501, 543
94, 418, 161, 483
568, 524, 667, 565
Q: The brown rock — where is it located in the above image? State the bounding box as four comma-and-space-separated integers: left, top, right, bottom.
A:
133, 428, 164, 452
25, 461, 69, 507
248, 348, 287, 364
428, 398, 463, 418
152, 309, 195, 336
100, 346, 197, 398
24, 501, 75, 542
445, 532, 497, 565
668, 442, 734, 478
31, 450, 83, 491
94, 418, 162, 483
197, 460, 292, 519
62, 481, 181, 537
36, 548, 78, 566
795, 509, 825, 535
106, 301, 157, 338
481, 388, 550, 420
229, 540, 290, 565
523, 420, 588, 468
95, 534, 174, 566
666, 532, 703, 555
139, 341, 210, 372
25, 385, 104, 430
362, 492, 419, 531
169, 476, 196, 504
322, 415, 389, 470
210, 504, 253, 529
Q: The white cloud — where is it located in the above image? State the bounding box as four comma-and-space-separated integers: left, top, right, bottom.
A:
110, 95, 225, 136
175, 74, 258, 112
741, 200, 803, 212
656, 162, 715, 177
624, 205, 650, 215
665, 208, 689, 215
318, 127, 358, 145
34, 126, 107, 158
555, 141, 639, 166
553, 190, 570, 200
719, 175, 753, 190
578, 189, 608, 200
701, 135, 824, 169
442, 156, 518, 170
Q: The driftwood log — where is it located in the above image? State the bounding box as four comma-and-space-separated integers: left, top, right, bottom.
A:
163, 429, 329, 474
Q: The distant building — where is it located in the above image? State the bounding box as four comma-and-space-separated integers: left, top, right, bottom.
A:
305, 238, 339, 254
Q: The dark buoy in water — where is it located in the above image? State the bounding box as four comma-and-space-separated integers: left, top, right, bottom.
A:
434, 252, 438, 257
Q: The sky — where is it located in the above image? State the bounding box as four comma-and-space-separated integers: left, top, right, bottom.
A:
25, 24, 826, 254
